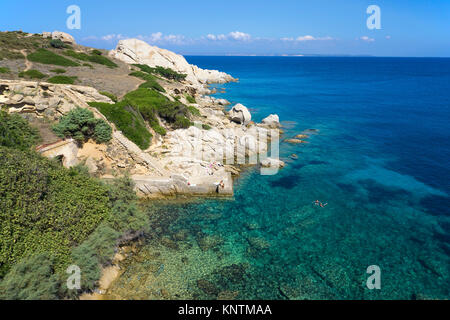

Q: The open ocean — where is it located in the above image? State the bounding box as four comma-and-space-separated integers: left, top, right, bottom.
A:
108, 57, 450, 300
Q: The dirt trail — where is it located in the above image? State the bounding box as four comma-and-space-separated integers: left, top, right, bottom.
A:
20, 49, 32, 71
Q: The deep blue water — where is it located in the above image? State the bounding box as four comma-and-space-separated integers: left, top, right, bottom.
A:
113, 57, 450, 299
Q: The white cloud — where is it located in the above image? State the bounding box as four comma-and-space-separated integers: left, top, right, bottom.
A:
281, 35, 334, 42
205, 31, 251, 41
296, 35, 315, 41
228, 31, 251, 41
360, 36, 375, 42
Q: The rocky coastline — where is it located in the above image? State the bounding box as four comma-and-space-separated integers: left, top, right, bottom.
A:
0, 32, 283, 199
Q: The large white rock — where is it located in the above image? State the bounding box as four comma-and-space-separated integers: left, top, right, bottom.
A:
262, 114, 280, 128
229, 103, 252, 125
109, 39, 235, 85
50, 31, 76, 44
260, 158, 285, 168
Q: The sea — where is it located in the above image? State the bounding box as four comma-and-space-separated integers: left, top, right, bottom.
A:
107, 56, 450, 300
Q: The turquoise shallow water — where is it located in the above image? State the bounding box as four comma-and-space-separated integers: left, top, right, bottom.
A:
111, 57, 450, 299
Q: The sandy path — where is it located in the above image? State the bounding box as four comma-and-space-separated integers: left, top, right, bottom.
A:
20, 49, 32, 71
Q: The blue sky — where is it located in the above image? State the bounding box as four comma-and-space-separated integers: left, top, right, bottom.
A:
1, 0, 449, 56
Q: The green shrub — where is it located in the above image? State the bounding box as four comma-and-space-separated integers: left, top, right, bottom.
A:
89, 101, 152, 149
64, 50, 118, 68
188, 105, 201, 116
0, 147, 111, 276
28, 49, 80, 67
0, 253, 59, 300
202, 124, 212, 130
133, 64, 187, 81
50, 68, 66, 74
0, 66, 10, 73
0, 50, 24, 60
49, 39, 66, 49
47, 75, 77, 84
129, 71, 165, 92
82, 63, 93, 69
52, 107, 112, 144
0, 111, 40, 150
91, 49, 102, 56
105, 176, 149, 234
174, 115, 192, 129
99, 91, 118, 103
18, 69, 47, 79
185, 94, 196, 104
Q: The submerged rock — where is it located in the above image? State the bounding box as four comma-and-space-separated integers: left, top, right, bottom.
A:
217, 290, 239, 300
197, 279, 219, 296
196, 234, 224, 251
284, 138, 308, 144
260, 158, 285, 168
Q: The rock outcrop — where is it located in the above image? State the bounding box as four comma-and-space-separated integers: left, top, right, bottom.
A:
262, 114, 280, 128
109, 39, 235, 85
260, 158, 285, 168
229, 103, 252, 125
43, 31, 76, 44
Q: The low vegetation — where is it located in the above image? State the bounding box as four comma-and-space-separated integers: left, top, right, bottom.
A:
0, 67, 10, 73
89, 101, 152, 149
0, 115, 150, 299
99, 91, 118, 103
185, 94, 196, 104
28, 48, 80, 67
0, 111, 40, 150
188, 105, 201, 116
52, 107, 112, 144
18, 69, 47, 79
49, 39, 68, 49
64, 50, 118, 68
50, 68, 66, 74
129, 71, 165, 92
133, 64, 187, 81
47, 75, 77, 84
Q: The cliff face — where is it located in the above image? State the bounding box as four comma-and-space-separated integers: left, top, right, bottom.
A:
109, 39, 236, 85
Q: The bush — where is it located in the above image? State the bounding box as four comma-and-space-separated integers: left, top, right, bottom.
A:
0, 66, 10, 73
0, 253, 59, 300
50, 68, 66, 74
174, 115, 192, 129
52, 107, 112, 144
0, 111, 40, 150
0, 147, 111, 276
202, 124, 212, 130
99, 91, 118, 103
89, 101, 152, 150
105, 176, 149, 234
129, 71, 165, 93
133, 64, 187, 81
64, 50, 118, 68
91, 49, 102, 56
185, 94, 196, 104
49, 39, 66, 49
47, 75, 77, 84
188, 105, 201, 116
28, 49, 80, 67
18, 69, 47, 79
